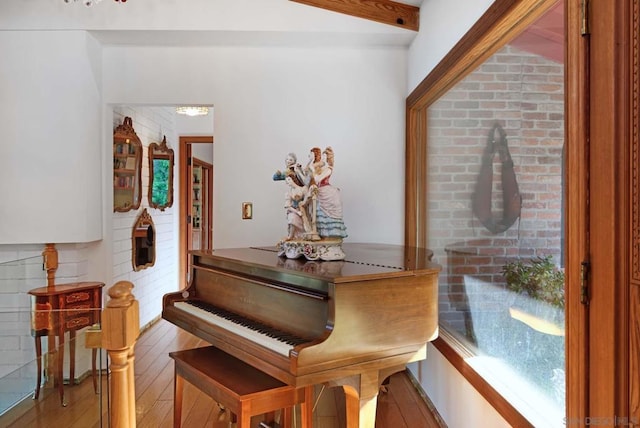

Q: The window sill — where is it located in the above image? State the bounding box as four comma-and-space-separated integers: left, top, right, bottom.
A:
433, 329, 564, 428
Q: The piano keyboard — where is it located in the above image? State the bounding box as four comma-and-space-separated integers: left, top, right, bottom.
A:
174, 301, 308, 357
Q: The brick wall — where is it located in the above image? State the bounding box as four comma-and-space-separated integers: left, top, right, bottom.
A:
112, 106, 178, 328
426, 45, 565, 343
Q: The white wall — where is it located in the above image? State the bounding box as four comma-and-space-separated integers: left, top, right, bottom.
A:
0, 31, 103, 244
406, 1, 511, 427
176, 110, 215, 137
407, 0, 495, 93
103, 45, 408, 249
179, 110, 215, 165
192, 144, 214, 165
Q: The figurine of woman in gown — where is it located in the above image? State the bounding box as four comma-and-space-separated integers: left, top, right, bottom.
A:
308, 147, 348, 239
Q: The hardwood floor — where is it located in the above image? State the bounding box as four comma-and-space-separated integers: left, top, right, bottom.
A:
0, 319, 444, 428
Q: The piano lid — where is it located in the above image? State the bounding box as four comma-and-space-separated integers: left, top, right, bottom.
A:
191, 243, 439, 285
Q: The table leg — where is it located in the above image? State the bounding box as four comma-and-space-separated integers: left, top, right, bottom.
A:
33, 336, 42, 400
92, 348, 98, 394
48, 333, 56, 388
57, 333, 66, 406
69, 330, 76, 385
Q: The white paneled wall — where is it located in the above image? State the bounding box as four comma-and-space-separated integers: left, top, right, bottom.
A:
112, 106, 178, 327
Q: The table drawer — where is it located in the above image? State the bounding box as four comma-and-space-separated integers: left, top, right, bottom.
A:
66, 291, 92, 305
65, 314, 92, 331
64, 300, 99, 327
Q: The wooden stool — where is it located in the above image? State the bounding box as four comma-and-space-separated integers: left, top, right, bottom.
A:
170, 346, 313, 428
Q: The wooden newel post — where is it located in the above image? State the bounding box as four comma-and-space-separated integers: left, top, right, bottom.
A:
102, 281, 140, 428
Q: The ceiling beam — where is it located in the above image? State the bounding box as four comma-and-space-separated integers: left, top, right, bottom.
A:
290, 0, 419, 31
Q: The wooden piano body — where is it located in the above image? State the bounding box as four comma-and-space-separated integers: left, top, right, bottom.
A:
163, 243, 440, 427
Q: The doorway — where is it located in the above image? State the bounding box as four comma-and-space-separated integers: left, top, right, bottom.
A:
179, 136, 213, 285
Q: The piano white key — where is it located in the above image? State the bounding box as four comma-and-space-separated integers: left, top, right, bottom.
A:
174, 301, 294, 357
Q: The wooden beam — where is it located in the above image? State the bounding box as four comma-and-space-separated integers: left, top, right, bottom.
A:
290, 0, 419, 31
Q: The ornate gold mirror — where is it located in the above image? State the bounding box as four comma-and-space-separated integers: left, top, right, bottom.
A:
132, 208, 155, 271
113, 116, 142, 212
148, 135, 174, 211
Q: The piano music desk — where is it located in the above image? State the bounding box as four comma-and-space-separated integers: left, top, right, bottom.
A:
28, 281, 105, 406
170, 346, 313, 428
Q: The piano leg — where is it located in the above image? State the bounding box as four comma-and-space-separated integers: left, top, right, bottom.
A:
343, 385, 377, 428
338, 365, 406, 428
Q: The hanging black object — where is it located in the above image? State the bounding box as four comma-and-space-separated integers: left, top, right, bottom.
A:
472, 123, 522, 234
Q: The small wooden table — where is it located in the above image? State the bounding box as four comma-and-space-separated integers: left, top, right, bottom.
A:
28, 281, 105, 406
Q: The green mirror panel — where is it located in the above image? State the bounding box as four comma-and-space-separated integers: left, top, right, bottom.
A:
132, 208, 155, 271
148, 135, 174, 211
152, 159, 170, 206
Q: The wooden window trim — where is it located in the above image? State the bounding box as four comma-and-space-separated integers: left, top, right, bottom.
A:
404, 0, 572, 426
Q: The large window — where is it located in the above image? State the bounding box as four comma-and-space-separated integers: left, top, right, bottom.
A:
406, 0, 565, 426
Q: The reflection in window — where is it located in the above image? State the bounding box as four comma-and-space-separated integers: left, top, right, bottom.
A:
426, 2, 565, 425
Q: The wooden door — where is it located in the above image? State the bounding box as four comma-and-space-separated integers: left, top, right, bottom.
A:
564, 0, 589, 423
191, 158, 213, 252
584, 0, 639, 424
179, 136, 213, 286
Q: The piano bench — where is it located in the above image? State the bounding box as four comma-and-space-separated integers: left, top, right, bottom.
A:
170, 346, 313, 428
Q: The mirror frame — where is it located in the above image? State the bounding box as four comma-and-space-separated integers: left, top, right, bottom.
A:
148, 135, 175, 211
132, 208, 156, 271
113, 116, 143, 212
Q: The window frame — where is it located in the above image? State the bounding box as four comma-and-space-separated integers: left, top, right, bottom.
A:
404, 0, 572, 426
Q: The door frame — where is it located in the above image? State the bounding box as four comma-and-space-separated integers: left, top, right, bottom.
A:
585, 0, 633, 422
179, 135, 213, 286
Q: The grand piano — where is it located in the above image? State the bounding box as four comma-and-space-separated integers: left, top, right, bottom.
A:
162, 243, 440, 427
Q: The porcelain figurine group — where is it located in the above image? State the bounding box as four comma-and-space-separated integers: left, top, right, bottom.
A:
273, 147, 347, 260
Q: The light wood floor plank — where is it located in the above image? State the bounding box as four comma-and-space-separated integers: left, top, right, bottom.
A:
137, 399, 173, 428
0, 319, 444, 428
392, 372, 440, 427
182, 389, 221, 427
